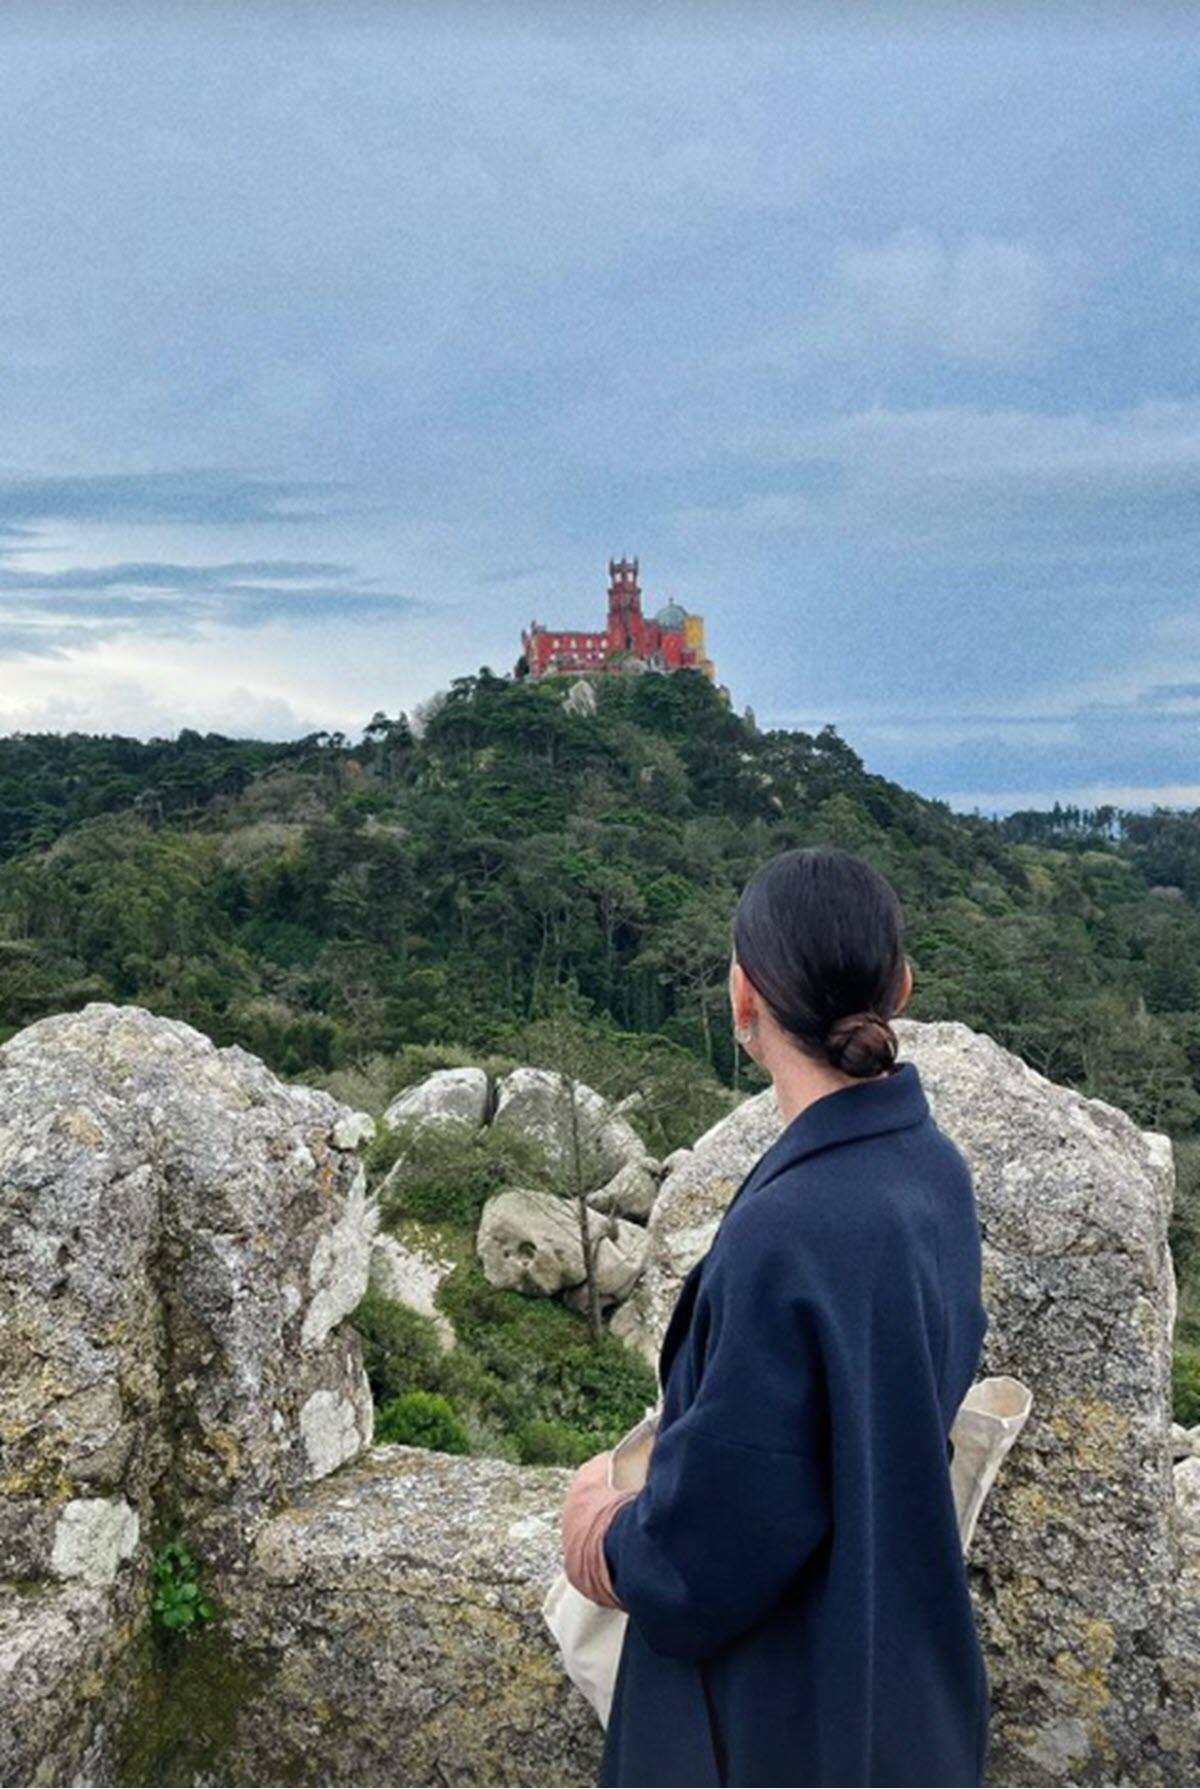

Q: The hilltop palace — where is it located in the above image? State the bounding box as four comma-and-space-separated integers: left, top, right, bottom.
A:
515, 557, 718, 684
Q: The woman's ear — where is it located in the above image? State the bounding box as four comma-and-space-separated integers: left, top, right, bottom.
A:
729, 957, 753, 1031
730, 958, 763, 1053
894, 957, 914, 1016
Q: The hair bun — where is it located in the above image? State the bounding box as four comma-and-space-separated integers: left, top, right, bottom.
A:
824, 1009, 898, 1078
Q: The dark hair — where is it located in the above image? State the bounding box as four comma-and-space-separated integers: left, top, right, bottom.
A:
732, 846, 907, 1079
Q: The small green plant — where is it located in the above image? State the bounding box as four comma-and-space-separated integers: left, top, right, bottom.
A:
375, 1389, 472, 1453
151, 1539, 216, 1632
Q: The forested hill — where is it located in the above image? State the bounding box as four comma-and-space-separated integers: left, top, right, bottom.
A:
3, 665, 1200, 1142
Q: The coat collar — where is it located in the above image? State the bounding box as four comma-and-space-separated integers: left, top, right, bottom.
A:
655, 1059, 931, 1392
722, 1057, 930, 1220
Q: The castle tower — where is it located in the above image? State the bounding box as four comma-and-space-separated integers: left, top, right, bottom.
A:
606, 556, 644, 655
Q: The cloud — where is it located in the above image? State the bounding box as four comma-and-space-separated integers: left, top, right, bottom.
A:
0, 470, 353, 527
764, 672, 1200, 813
828, 229, 1059, 364
0, 559, 351, 590
0, 608, 485, 742
673, 400, 1200, 570
0, 672, 322, 742
1139, 681, 1200, 704
0, 555, 423, 656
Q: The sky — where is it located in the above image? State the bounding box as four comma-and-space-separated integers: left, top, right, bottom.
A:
1, 2, 1199, 817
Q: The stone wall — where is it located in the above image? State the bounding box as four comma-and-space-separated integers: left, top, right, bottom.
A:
1, 1003, 1196, 1786
0, 1004, 378, 1785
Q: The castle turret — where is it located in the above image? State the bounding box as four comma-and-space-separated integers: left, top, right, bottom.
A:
606, 557, 645, 655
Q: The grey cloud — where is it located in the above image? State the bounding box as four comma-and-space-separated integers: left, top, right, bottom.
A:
0, 471, 354, 526
805, 676, 1200, 806
678, 401, 1200, 569
0, 556, 423, 654
828, 230, 1060, 366
0, 559, 355, 591
0, 624, 78, 659
1137, 682, 1200, 704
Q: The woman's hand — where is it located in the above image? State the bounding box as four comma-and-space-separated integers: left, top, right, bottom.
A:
560, 1449, 638, 1609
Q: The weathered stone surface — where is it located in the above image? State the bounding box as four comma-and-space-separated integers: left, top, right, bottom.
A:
0, 1575, 145, 1788
0, 1003, 376, 1571
49, 1496, 140, 1587
330, 1110, 376, 1151
563, 677, 597, 717
1171, 1422, 1200, 1460
0, 1026, 166, 1526
382, 1066, 490, 1136
477, 1187, 648, 1304
368, 1227, 457, 1350
586, 1156, 661, 1222
0, 1002, 379, 1781
491, 1066, 643, 1190
1174, 1457, 1200, 1573
1159, 1456, 1200, 1772
203, 1445, 600, 1786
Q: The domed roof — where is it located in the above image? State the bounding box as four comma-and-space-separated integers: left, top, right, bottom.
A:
655, 600, 689, 630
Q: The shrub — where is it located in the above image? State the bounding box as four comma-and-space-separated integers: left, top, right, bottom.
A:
514, 1419, 598, 1467
375, 1390, 471, 1453
349, 1285, 448, 1406
1173, 1343, 1200, 1427
373, 1119, 553, 1227
434, 1255, 657, 1449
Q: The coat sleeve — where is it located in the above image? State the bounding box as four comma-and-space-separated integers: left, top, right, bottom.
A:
601, 1211, 834, 1661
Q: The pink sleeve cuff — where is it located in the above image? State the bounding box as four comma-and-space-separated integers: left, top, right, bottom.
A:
561, 1453, 641, 1609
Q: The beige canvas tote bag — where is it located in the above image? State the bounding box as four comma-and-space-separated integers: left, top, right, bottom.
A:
541, 1374, 1033, 1728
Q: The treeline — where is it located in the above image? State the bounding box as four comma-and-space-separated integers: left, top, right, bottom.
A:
0, 727, 299, 857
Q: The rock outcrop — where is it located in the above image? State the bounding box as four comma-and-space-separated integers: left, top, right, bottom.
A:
0, 1003, 379, 1786
476, 1188, 648, 1306
381, 1066, 490, 1136
1, 1003, 1197, 1787
586, 1156, 661, 1222
379, 1062, 663, 1316
489, 1066, 645, 1191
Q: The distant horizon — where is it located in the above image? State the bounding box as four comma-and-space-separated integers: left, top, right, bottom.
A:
5, 668, 1199, 825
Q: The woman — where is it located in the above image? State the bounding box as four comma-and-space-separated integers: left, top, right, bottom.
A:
559, 845, 990, 1788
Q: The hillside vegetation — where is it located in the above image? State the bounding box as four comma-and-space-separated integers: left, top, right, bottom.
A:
3, 666, 1200, 1417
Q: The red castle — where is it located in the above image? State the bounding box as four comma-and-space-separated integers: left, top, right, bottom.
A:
516, 557, 716, 683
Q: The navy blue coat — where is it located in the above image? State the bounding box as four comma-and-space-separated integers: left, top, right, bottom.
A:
599, 1059, 990, 1788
